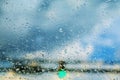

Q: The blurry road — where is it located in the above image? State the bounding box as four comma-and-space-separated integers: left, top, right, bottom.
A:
0, 71, 120, 80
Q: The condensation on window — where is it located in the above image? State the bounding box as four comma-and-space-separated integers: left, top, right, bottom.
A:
0, 0, 120, 80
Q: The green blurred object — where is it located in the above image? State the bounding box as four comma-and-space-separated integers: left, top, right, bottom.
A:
58, 69, 67, 79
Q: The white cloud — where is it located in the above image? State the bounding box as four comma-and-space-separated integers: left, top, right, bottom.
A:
24, 39, 93, 61
51, 40, 93, 61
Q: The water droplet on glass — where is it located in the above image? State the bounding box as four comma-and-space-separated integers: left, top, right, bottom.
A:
59, 28, 63, 33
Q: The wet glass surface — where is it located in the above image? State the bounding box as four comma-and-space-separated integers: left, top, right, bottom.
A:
0, 0, 120, 80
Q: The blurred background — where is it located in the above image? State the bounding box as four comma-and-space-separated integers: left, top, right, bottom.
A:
0, 0, 120, 80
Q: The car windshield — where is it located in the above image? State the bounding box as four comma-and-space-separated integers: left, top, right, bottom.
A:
0, 0, 120, 80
